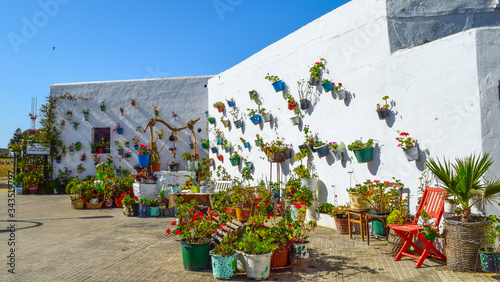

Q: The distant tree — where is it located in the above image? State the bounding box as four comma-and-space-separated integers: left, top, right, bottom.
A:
9, 128, 23, 147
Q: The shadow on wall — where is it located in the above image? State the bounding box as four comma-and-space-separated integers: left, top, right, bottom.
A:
367, 146, 381, 175
317, 179, 328, 205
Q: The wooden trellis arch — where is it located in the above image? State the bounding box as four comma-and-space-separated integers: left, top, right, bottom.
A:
143, 116, 200, 173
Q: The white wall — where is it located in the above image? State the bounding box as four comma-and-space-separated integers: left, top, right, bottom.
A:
207, 0, 496, 213
50, 75, 211, 179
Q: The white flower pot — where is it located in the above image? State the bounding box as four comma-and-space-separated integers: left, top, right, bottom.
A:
444, 201, 456, 214
336, 89, 346, 100
403, 146, 419, 161
290, 116, 300, 126
262, 113, 271, 123
90, 198, 99, 205
292, 241, 310, 259
243, 252, 272, 280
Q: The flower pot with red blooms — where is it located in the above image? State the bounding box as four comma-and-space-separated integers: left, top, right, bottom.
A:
137, 144, 150, 168
334, 83, 346, 99
396, 132, 419, 161
309, 60, 325, 86
131, 99, 136, 106
287, 101, 297, 110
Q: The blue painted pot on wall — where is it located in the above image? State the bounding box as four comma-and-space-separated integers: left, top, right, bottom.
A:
272, 80, 285, 92
137, 154, 150, 168
250, 114, 262, 125
134, 144, 139, 150
227, 100, 235, 107
322, 81, 333, 92
117, 128, 123, 134
243, 142, 250, 148
314, 144, 329, 158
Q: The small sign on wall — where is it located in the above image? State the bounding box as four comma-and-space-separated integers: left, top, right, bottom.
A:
26, 142, 51, 155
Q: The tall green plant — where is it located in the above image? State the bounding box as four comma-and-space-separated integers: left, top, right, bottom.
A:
426, 153, 500, 222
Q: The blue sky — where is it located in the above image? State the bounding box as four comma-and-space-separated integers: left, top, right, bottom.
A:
0, 0, 349, 148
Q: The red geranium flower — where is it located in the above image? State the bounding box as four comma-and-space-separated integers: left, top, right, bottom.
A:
171, 221, 176, 226
300, 201, 307, 205
295, 204, 302, 209
166, 229, 170, 234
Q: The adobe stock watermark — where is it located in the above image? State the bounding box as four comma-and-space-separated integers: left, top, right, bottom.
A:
7, 0, 70, 54
213, 0, 243, 21
143, 64, 169, 79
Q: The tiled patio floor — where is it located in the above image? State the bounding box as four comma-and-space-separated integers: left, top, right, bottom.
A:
0, 192, 496, 281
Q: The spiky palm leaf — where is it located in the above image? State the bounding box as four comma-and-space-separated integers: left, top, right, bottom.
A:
426, 153, 500, 222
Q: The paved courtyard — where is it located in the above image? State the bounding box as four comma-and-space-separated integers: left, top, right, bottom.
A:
0, 192, 497, 281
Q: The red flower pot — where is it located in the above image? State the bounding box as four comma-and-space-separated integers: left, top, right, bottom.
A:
288, 101, 297, 110
131, 100, 136, 106
217, 155, 223, 161
115, 197, 124, 208
217, 106, 224, 113
98, 148, 104, 153
152, 163, 161, 171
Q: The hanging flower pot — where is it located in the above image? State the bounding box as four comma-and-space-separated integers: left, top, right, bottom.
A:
224, 146, 230, 153
268, 151, 285, 163
272, 80, 285, 92
243, 142, 250, 148
217, 106, 225, 113
229, 156, 240, 166
208, 117, 216, 124
300, 99, 309, 110
202, 139, 209, 149
131, 99, 136, 106
261, 113, 271, 123
353, 147, 372, 163
100, 105, 106, 112
83, 115, 89, 121
134, 144, 139, 150
117, 128, 123, 134
376, 108, 390, 120
403, 146, 419, 161
169, 134, 175, 142
189, 143, 194, 149
245, 162, 253, 169
168, 162, 180, 172
297, 144, 310, 153
211, 147, 217, 153
98, 148, 104, 154
73, 125, 78, 130
290, 116, 300, 126
322, 81, 333, 92
222, 119, 230, 128
250, 114, 262, 125
152, 163, 161, 171
217, 155, 223, 161
56, 159, 61, 164
227, 100, 235, 107
336, 89, 346, 100
137, 154, 150, 168
310, 76, 320, 86
77, 167, 83, 173
282, 148, 293, 159
234, 120, 243, 129
292, 241, 310, 259
314, 144, 330, 158
287, 101, 297, 110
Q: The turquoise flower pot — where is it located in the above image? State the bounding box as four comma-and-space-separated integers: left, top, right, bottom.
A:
210, 251, 237, 279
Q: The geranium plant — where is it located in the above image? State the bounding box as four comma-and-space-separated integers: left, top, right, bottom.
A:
138, 144, 149, 155
168, 198, 217, 244
396, 132, 416, 150
309, 59, 325, 82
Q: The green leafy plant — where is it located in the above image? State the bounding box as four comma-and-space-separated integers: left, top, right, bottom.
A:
347, 138, 374, 151
316, 203, 335, 214
264, 74, 280, 83
426, 153, 500, 222
309, 60, 325, 80
376, 96, 391, 110
168, 198, 217, 244
396, 132, 417, 150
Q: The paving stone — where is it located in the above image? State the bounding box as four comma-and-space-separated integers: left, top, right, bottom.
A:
0, 193, 497, 281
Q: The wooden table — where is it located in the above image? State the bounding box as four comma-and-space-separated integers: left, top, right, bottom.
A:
347, 208, 370, 242
168, 193, 212, 209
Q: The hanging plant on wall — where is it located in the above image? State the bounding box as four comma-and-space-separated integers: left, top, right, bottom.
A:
347, 138, 375, 163
322, 79, 333, 92
73, 122, 80, 130
100, 100, 106, 112
82, 109, 90, 121
334, 83, 346, 100
285, 94, 297, 110
265, 74, 285, 92
396, 132, 419, 161
309, 58, 326, 86
213, 101, 225, 113
297, 79, 312, 110
153, 105, 159, 116
246, 108, 262, 125
376, 96, 392, 120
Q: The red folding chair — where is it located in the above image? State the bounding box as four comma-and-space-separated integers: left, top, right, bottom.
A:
388, 186, 447, 268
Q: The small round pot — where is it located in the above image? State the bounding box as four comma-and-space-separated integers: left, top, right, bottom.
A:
287, 101, 297, 110
271, 245, 289, 268
292, 241, 310, 259
376, 108, 390, 120
272, 80, 285, 92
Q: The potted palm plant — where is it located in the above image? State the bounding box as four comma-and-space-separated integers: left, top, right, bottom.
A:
426, 153, 500, 271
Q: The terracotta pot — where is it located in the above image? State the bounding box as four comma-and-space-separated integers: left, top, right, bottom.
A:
287, 101, 297, 110
217, 155, 223, 161
115, 197, 124, 208
131, 100, 136, 106
152, 163, 161, 171
271, 246, 289, 268
236, 206, 254, 223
